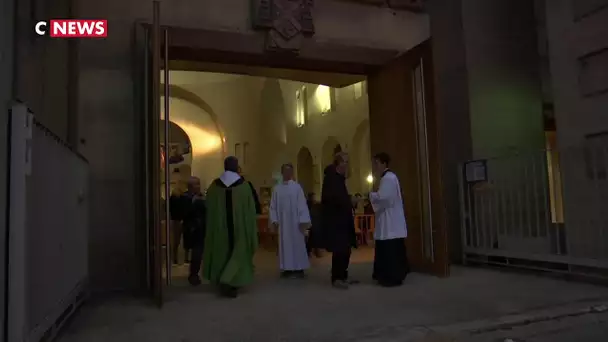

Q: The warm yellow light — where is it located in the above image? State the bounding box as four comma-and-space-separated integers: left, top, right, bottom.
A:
366, 174, 374, 184
354, 82, 364, 99
296, 87, 306, 127
315, 85, 332, 114
171, 119, 222, 156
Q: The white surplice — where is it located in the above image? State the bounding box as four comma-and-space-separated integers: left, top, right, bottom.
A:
269, 180, 311, 271
369, 170, 407, 241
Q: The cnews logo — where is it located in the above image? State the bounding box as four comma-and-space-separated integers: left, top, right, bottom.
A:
35, 20, 107, 38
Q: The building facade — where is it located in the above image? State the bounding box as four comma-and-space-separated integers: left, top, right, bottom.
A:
2, 0, 607, 296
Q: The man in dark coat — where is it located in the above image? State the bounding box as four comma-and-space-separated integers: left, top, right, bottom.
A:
180, 177, 207, 286
169, 189, 189, 264
321, 152, 358, 289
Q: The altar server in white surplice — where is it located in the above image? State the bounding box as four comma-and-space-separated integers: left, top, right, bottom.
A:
369, 152, 410, 287
270, 163, 311, 278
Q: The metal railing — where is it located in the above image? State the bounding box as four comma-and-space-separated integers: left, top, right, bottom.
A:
459, 141, 608, 278
355, 214, 375, 246
7, 104, 89, 342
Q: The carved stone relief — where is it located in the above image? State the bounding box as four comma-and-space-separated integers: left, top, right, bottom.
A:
252, 0, 315, 53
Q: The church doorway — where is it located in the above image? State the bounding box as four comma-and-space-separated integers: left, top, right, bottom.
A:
138, 21, 447, 303
147, 69, 380, 293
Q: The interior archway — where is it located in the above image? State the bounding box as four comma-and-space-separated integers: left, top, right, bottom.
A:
162, 84, 227, 155
160, 120, 193, 193
297, 147, 314, 195
161, 96, 224, 189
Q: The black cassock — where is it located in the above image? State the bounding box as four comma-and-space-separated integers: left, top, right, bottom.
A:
371, 169, 410, 286
373, 238, 409, 286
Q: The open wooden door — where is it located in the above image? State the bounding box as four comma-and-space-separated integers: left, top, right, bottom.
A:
135, 0, 164, 306
368, 40, 449, 277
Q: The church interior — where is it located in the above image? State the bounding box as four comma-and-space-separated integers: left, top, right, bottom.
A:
159, 66, 377, 284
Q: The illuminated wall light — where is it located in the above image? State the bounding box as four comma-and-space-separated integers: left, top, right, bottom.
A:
296, 86, 307, 127
354, 81, 364, 99
366, 173, 374, 184
171, 119, 222, 156
315, 85, 333, 114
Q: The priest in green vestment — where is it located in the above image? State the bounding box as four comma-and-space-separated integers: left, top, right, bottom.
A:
203, 156, 258, 298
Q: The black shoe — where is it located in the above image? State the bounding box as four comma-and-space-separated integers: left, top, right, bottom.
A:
219, 284, 238, 298
291, 270, 306, 279
332, 280, 349, 289
280, 271, 292, 278
346, 279, 359, 285
188, 275, 202, 286
378, 280, 403, 287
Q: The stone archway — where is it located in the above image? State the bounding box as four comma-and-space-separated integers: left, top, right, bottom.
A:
160, 95, 224, 189
162, 84, 226, 155
297, 147, 314, 195
160, 120, 193, 193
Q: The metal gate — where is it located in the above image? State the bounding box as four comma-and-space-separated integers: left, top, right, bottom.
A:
7, 103, 89, 341
459, 139, 608, 278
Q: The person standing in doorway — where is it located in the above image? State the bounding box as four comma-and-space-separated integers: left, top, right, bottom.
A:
321, 152, 358, 289
203, 156, 258, 298
369, 152, 409, 287
181, 177, 207, 286
269, 163, 311, 279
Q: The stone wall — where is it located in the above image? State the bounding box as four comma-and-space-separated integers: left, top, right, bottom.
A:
0, 0, 16, 335
544, 0, 608, 264
545, 0, 608, 144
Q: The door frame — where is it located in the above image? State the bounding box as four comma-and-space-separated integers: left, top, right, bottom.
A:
134, 1, 168, 306
144, 27, 450, 278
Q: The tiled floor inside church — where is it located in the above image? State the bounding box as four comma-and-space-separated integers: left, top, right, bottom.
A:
58, 248, 608, 341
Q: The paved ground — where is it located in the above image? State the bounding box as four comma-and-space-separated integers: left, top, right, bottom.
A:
58, 249, 608, 342
453, 309, 608, 342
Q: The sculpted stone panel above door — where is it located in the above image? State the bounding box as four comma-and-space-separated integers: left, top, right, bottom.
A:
251, 0, 315, 53
338, 0, 425, 12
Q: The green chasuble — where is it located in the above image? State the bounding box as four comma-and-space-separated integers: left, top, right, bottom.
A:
203, 178, 258, 287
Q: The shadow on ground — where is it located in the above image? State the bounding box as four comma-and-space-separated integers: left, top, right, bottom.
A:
58, 248, 608, 342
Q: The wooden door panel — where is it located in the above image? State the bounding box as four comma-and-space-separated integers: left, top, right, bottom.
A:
420, 41, 449, 277
368, 40, 449, 277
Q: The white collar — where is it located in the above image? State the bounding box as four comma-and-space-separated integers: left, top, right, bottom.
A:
219, 171, 241, 187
